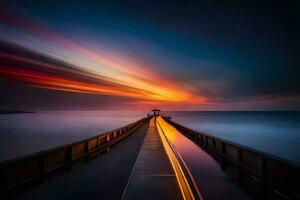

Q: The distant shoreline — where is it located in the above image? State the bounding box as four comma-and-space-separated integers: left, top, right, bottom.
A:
0, 109, 35, 114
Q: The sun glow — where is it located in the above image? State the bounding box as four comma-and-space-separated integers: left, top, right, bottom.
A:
0, 65, 205, 103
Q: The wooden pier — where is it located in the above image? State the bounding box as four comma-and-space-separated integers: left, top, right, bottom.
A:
1, 114, 299, 200
122, 117, 182, 200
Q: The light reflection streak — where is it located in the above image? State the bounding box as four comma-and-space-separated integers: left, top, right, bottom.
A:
156, 116, 203, 200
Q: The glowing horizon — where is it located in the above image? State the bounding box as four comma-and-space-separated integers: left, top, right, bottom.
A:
0, 65, 207, 103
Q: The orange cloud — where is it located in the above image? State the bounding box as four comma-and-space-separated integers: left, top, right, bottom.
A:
0, 65, 206, 103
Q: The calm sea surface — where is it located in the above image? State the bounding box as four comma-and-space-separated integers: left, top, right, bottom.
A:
0, 111, 299, 165
165, 111, 300, 165
0, 111, 146, 162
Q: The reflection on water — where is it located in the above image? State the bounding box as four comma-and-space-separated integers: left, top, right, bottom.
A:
163, 111, 300, 164
157, 116, 251, 199
0, 111, 146, 162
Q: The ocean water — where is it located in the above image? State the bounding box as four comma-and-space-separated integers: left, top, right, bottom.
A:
1, 111, 299, 165
0, 111, 146, 162
163, 111, 300, 165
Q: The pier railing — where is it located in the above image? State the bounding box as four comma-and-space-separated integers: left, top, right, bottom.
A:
0, 116, 150, 193
164, 117, 300, 200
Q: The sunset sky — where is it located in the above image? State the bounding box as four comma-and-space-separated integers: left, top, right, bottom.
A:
0, 1, 299, 111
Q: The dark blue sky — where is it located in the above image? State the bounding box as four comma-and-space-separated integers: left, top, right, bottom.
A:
0, 0, 299, 110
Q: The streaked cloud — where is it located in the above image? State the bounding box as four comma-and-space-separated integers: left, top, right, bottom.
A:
0, 1, 298, 110
0, 9, 206, 104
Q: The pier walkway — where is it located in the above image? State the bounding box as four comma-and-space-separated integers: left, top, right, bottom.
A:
5, 116, 255, 200
13, 122, 150, 200
122, 118, 182, 200
6, 115, 296, 199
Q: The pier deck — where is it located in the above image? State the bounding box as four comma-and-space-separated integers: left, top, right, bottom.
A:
122, 117, 182, 200
13, 122, 149, 200
4, 115, 282, 200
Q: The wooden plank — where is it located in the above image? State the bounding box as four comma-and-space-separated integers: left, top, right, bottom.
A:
123, 118, 182, 200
